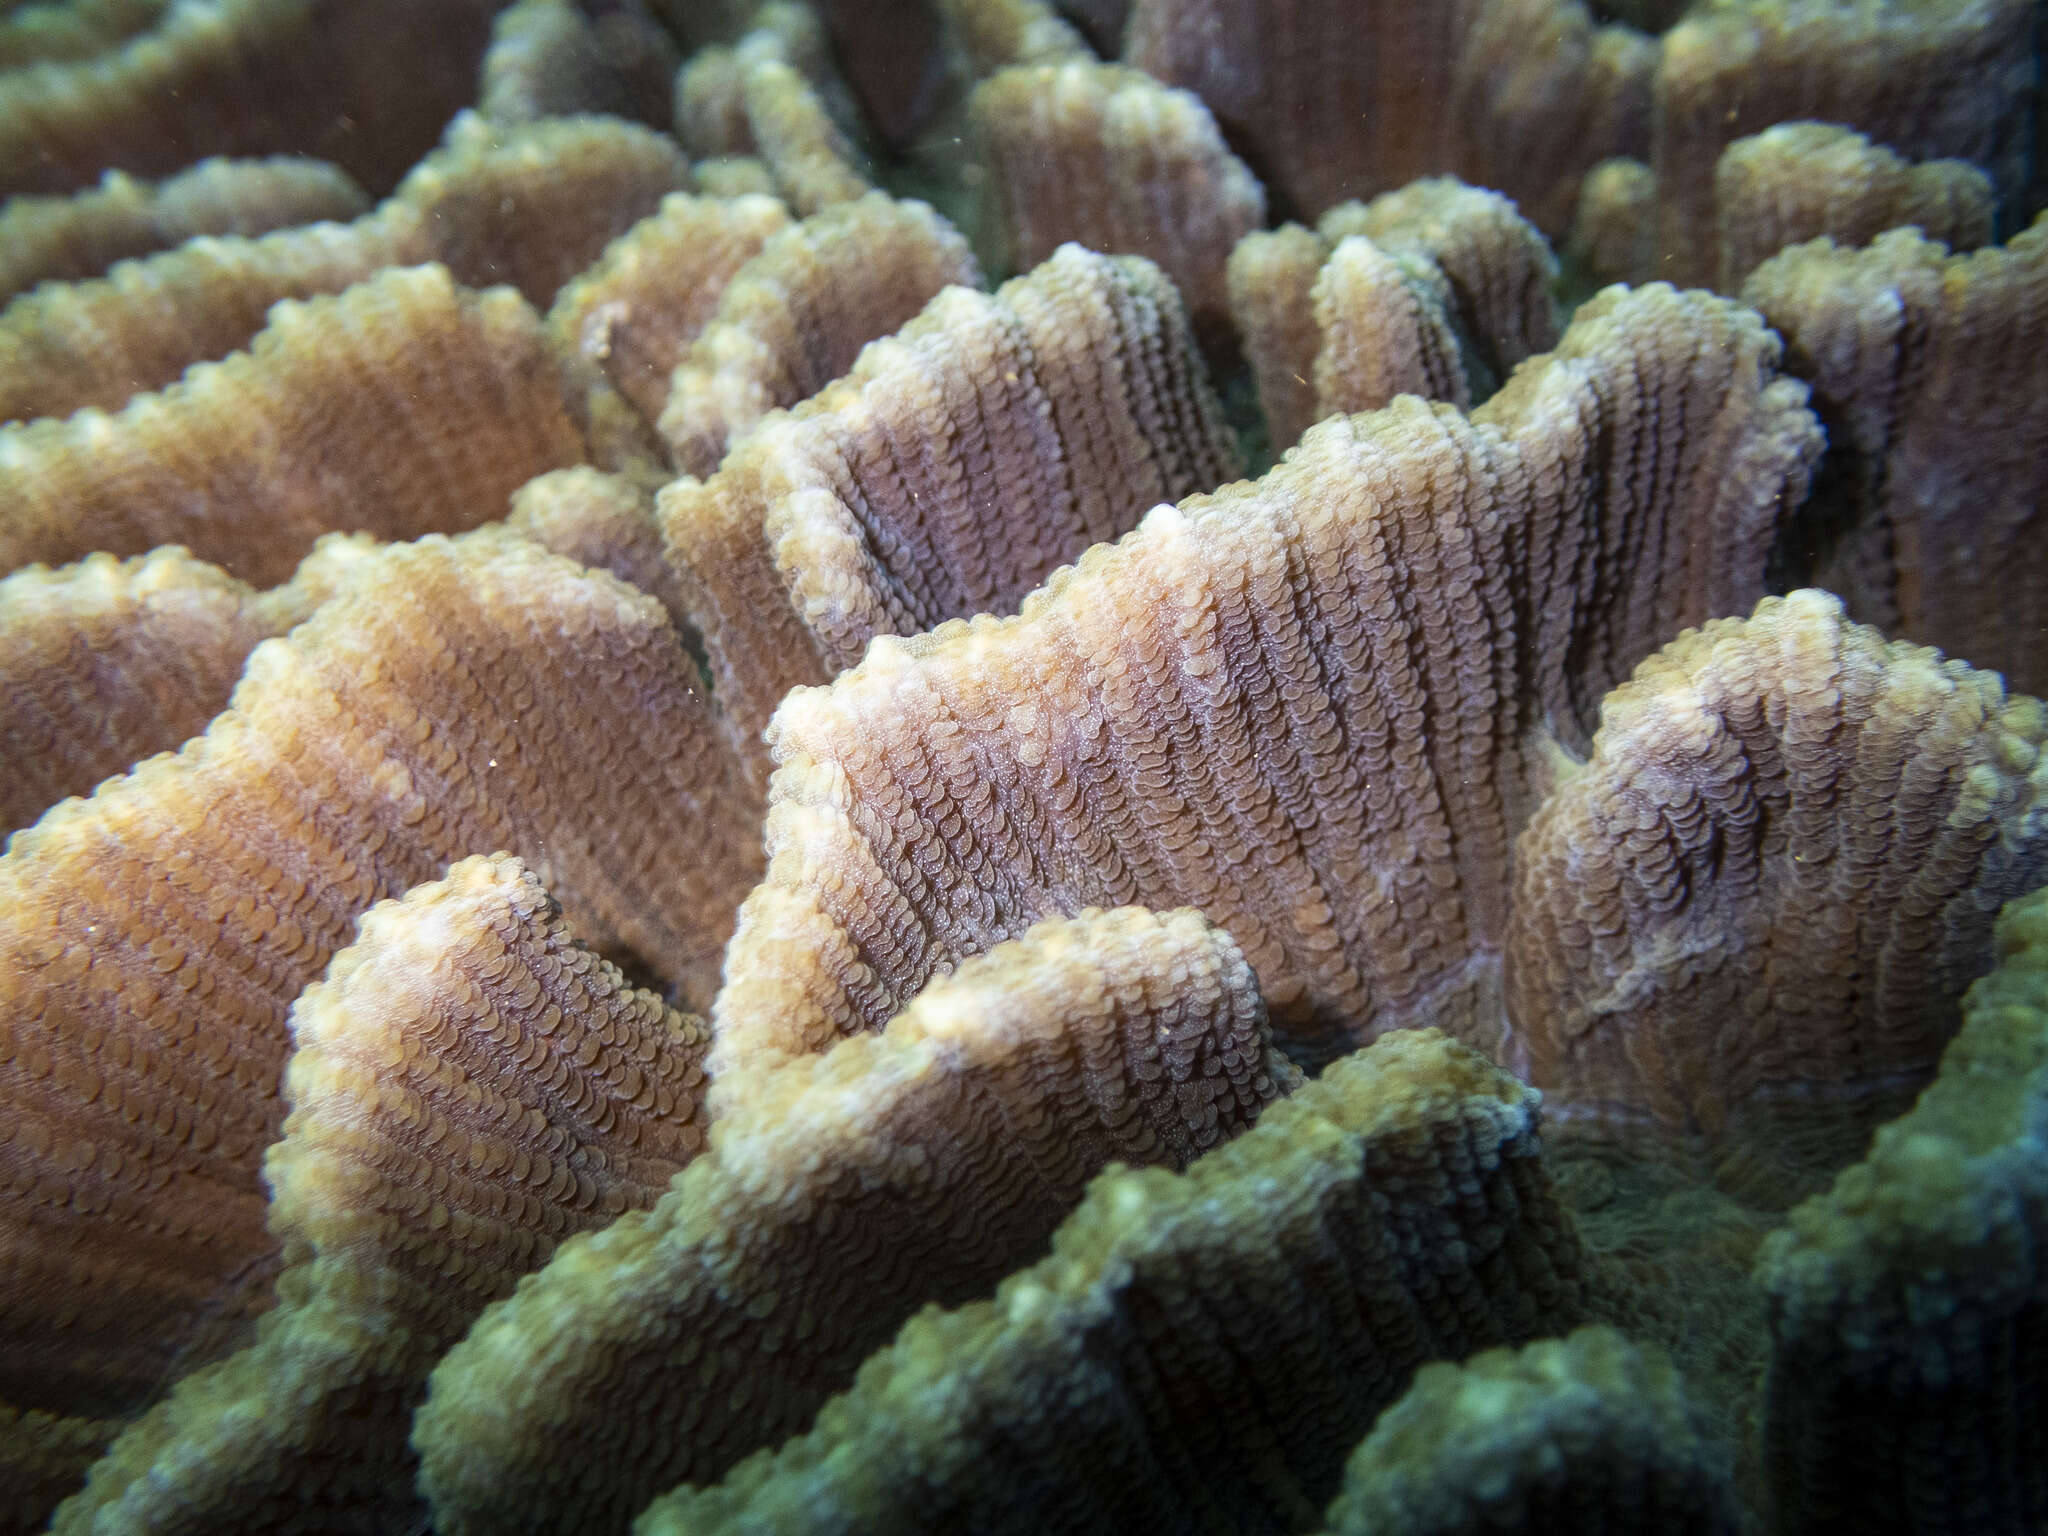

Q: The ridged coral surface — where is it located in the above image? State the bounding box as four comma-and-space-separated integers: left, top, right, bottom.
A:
50, 853, 710, 1534
418, 906, 1297, 1534
3, 4, 2046, 1534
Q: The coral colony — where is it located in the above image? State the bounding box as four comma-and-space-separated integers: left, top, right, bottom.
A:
1, 2, 2044, 1533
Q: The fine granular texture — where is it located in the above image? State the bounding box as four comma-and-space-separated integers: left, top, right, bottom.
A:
0, 531, 758, 1449
0, 265, 585, 587
417, 907, 1297, 1536
1756, 885, 2048, 1535
46, 855, 710, 1536
647, 1031, 1586, 1536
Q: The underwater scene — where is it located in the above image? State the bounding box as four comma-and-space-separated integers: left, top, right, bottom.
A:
0, 0, 2045, 1531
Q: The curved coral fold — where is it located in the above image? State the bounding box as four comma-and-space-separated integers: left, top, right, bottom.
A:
733, 56, 871, 214
0, 529, 757, 1441
1442, 0, 1654, 238
657, 191, 980, 475
1309, 236, 1470, 417
1224, 221, 1330, 454
644, 1029, 1587, 1535
48, 853, 711, 1536
0, 537, 375, 838
1507, 590, 2048, 1195
1125, 0, 1649, 233
416, 906, 1297, 1535
1124, 0, 1470, 216
1318, 179, 1561, 396
547, 190, 790, 432
659, 241, 1234, 784
715, 282, 1819, 1072
5, 8, 2047, 1531
507, 467, 694, 635
1566, 155, 1659, 288
478, 0, 679, 126
1754, 884, 2048, 1536
970, 59, 1265, 350
1, 549, 269, 839
0, 0, 500, 197
0, 206, 425, 427
1231, 177, 1559, 451
0, 155, 367, 301
1317, 1327, 1740, 1535
1650, 0, 2035, 284
672, 3, 871, 215
1712, 122, 1994, 291
0, 112, 690, 428
1743, 216, 2048, 697
397, 111, 693, 309
0, 264, 584, 587
757, 244, 1239, 672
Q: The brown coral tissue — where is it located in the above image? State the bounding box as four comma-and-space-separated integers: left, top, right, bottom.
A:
50, 853, 711, 1535
10, 3, 2048, 1534
1507, 590, 2048, 1197
0, 531, 757, 1477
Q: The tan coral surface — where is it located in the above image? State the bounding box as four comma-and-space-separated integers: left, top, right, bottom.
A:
0, 265, 586, 586
416, 906, 1298, 1535
5, 5, 2048, 1532
657, 191, 979, 474
1508, 590, 2048, 1195
659, 241, 1235, 784
1744, 217, 2048, 697
50, 854, 711, 1536
714, 283, 1818, 1076
1756, 883, 2048, 1535
0, 531, 757, 1449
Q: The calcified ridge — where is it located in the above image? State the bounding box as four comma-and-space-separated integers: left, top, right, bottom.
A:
3, 3, 2047, 1535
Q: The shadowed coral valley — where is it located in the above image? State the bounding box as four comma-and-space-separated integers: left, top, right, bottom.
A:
1, 1, 2045, 1533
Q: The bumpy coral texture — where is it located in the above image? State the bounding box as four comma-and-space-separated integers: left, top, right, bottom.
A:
0, 531, 757, 1453
0, 111, 688, 426
49, 854, 710, 1536
1508, 590, 2048, 1195
0, 154, 368, 301
716, 283, 1818, 1076
416, 906, 1297, 1535
0, 534, 378, 838
970, 59, 1265, 350
1319, 1328, 1740, 1535
672, 4, 871, 215
1126, 0, 1650, 233
546, 189, 789, 432
6, 3, 2048, 1532
1743, 217, 2048, 698
646, 1029, 1588, 1535
2, 549, 273, 838
1230, 177, 1560, 449
506, 467, 696, 634
657, 191, 978, 473
0, 0, 501, 197
1755, 884, 2048, 1535
1649, 0, 2035, 283
658, 241, 1237, 785
0, 264, 586, 586
1711, 122, 1993, 291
